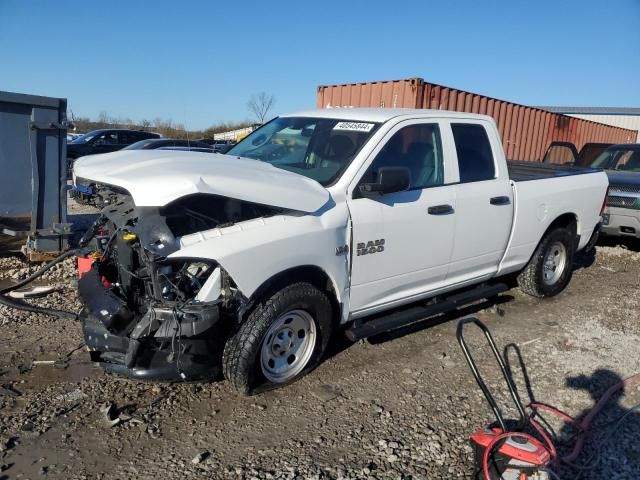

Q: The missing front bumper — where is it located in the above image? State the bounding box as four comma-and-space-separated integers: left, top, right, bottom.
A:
78, 268, 225, 381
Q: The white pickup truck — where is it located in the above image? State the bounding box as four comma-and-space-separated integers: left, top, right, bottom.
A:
74, 109, 608, 394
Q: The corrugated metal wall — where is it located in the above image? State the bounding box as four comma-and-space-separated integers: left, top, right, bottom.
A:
317, 78, 636, 161
316, 78, 425, 111
567, 114, 640, 142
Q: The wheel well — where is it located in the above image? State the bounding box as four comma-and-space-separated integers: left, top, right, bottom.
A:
243, 266, 341, 323
546, 213, 578, 237
518, 213, 579, 270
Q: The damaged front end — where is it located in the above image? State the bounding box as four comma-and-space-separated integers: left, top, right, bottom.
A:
78, 192, 277, 380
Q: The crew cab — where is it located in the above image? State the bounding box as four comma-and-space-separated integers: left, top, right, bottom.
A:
73, 109, 608, 394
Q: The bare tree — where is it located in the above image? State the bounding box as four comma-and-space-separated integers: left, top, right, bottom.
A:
247, 92, 275, 123
97, 110, 111, 125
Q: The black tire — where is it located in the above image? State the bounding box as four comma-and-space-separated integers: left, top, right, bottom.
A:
222, 282, 333, 395
517, 227, 576, 298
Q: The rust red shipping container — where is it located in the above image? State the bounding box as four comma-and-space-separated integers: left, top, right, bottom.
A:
316, 78, 635, 162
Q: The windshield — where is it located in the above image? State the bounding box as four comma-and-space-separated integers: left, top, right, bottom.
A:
591, 147, 640, 172
70, 131, 101, 144
226, 117, 379, 186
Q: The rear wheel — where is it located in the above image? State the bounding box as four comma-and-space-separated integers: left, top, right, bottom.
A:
222, 282, 332, 395
517, 227, 575, 297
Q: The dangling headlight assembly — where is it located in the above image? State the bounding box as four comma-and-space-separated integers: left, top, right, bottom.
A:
155, 260, 218, 302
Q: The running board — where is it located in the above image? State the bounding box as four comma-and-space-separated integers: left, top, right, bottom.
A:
345, 283, 508, 342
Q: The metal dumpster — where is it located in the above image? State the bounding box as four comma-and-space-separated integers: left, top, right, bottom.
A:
0, 91, 71, 259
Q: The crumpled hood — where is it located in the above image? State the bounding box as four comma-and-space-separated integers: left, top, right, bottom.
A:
73, 150, 330, 212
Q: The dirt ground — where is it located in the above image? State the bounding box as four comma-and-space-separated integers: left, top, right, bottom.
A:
1, 201, 640, 479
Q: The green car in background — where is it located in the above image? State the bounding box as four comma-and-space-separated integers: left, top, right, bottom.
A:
592, 144, 640, 239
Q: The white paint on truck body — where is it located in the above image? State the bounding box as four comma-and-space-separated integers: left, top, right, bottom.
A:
74, 108, 609, 324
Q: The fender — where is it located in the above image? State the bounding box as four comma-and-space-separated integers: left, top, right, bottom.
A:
171, 204, 352, 319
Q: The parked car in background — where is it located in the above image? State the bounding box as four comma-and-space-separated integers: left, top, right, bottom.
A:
124, 138, 215, 152
73, 109, 607, 394
542, 141, 613, 166
67, 129, 161, 173
70, 139, 214, 205
197, 138, 235, 153
67, 133, 82, 142
591, 144, 640, 239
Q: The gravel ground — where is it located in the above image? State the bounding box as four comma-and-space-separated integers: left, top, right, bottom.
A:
1, 205, 639, 479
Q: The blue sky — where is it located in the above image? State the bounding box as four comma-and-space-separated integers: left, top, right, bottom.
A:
1, 0, 638, 130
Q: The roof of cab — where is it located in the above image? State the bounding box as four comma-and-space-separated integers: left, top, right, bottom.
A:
281, 108, 493, 123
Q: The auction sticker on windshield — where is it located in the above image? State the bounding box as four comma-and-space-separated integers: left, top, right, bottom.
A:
333, 122, 375, 132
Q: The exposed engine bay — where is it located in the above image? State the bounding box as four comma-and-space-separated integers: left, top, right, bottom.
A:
78, 190, 283, 380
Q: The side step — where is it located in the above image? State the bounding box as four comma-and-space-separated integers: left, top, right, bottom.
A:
345, 283, 508, 342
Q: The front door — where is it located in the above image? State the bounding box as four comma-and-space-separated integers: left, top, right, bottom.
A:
348, 121, 457, 315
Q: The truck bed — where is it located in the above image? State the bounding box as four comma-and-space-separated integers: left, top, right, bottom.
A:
498, 162, 608, 278
507, 160, 601, 182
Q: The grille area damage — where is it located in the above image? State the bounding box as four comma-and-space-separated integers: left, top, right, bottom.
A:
78, 191, 283, 380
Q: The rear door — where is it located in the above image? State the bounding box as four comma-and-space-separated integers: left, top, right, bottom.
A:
446, 122, 514, 283
347, 120, 458, 314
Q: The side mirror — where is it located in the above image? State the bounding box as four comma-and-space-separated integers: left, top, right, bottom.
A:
359, 166, 411, 197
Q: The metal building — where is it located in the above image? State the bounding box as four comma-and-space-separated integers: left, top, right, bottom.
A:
537, 107, 640, 142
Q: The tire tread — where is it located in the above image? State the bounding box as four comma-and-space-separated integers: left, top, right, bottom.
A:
222, 282, 331, 395
517, 227, 575, 298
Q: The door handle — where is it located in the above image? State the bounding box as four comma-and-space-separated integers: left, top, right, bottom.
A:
490, 196, 511, 206
428, 204, 455, 215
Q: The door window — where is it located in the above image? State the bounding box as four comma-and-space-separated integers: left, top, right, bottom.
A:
362, 123, 444, 190
118, 132, 134, 144
451, 124, 495, 182
93, 132, 119, 146
543, 143, 578, 165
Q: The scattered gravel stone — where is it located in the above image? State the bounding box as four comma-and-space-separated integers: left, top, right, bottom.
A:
191, 450, 209, 464
0, 200, 639, 479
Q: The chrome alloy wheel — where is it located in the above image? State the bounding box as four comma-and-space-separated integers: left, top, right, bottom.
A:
260, 309, 317, 383
542, 241, 567, 286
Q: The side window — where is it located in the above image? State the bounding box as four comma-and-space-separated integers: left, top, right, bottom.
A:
363, 123, 444, 190
93, 132, 118, 145
118, 132, 133, 144
126, 132, 141, 143
91, 133, 106, 145
104, 132, 119, 145
543, 144, 577, 165
451, 124, 495, 182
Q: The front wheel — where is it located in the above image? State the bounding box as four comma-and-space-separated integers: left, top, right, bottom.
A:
517, 227, 576, 298
222, 282, 333, 395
